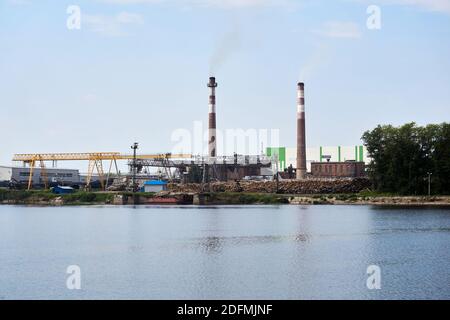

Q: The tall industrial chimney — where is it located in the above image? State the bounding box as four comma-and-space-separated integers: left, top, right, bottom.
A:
208, 77, 218, 158
296, 82, 307, 180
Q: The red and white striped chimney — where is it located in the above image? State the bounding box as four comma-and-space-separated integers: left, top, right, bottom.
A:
208, 77, 218, 158
296, 82, 307, 179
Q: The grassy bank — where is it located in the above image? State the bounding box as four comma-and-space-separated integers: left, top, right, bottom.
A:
207, 192, 290, 205
0, 189, 115, 205
1, 189, 448, 206
0, 190, 291, 205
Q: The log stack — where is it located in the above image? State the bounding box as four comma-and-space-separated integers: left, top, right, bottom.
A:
168, 178, 371, 194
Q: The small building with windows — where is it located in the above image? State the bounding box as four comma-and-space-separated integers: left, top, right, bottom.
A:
143, 180, 168, 193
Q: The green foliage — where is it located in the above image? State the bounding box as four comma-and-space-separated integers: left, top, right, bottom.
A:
0, 190, 115, 205
357, 190, 395, 198
211, 192, 289, 204
138, 192, 156, 198
362, 122, 450, 195
334, 194, 353, 201
62, 192, 114, 204
0, 190, 57, 202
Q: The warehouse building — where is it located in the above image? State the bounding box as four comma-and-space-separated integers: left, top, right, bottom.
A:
0, 166, 80, 186
266, 146, 369, 172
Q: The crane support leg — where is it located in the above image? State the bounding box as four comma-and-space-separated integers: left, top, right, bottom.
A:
27, 160, 36, 191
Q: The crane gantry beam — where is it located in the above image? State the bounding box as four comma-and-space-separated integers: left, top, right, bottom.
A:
12, 153, 192, 162
12, 152, 192, 190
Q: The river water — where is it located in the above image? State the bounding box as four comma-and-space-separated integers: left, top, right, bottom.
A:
0, 205, 449, 300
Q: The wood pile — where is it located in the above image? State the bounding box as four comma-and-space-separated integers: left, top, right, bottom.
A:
168, 178, 371, 194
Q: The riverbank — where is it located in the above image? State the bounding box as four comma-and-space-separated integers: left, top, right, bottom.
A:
287, 194, 450, 206
1, 189, 449, 206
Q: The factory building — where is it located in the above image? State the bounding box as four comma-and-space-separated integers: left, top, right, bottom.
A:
266, 146, 369, 172
0, 165, 80, 186
0, 166, 12, 182
311, 162, 366, 178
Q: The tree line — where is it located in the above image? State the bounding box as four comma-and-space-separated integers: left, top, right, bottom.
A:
362, 122, 450, 195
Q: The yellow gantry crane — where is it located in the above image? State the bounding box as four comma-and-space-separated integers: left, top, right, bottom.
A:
12, 152, 191, 190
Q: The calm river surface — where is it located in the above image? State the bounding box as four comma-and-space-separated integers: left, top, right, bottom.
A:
0, 205, 449, 300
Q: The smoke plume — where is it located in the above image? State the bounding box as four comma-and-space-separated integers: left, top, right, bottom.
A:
298, 42, 331, 82
209, 21, 242, 75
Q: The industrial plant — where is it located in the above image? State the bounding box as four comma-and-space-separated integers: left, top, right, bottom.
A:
0, 78, 368, 192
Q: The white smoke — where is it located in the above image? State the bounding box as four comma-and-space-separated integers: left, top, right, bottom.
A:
298, 42, 332, 82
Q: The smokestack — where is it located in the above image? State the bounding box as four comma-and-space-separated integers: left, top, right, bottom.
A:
208, 77, 218, 158
297, 82, 307, 180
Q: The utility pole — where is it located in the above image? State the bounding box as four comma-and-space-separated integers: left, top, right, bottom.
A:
275, 154, 279, 193
427, 172, 432, 197
201, 157, 209, 193
131, 142, 139, 192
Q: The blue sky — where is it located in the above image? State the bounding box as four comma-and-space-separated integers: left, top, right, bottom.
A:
1, 0, 449, 167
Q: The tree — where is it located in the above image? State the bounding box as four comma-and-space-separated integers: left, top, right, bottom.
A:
362, 123, 450, 195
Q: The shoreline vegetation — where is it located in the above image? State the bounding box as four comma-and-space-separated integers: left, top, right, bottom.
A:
1, 188, 449, 206
362, 123, 450, 195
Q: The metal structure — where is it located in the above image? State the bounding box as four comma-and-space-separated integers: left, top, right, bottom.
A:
12, 152, 192, 190
128, 159, 175, 182
427, 172, 432, 196
131, 154, 272, 183
22, 155, 49, 190
296, 82, 307, 180
208, 77, 218, 158
131, 143, 138, 192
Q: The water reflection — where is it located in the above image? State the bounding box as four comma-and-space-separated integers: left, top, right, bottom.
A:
0, 205, 449, 299
196, 234, 311, 252
201, 236, 222, 253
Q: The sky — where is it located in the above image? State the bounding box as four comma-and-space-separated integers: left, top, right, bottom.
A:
0, 0, 449, 169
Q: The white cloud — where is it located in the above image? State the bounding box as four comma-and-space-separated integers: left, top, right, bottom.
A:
97, 0, 294, 9
98, 0, 450, 14
82, 94, 99, 104
313, 21, 362, 39
354, 0, 450, 15
100, 0, 450, 12
117, 12, 145, 24
390, 0, 450, 14
192, 0, 292, 8
97, 0, 163, 4
7, 0, 31, 5
84, 12, 144, 37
